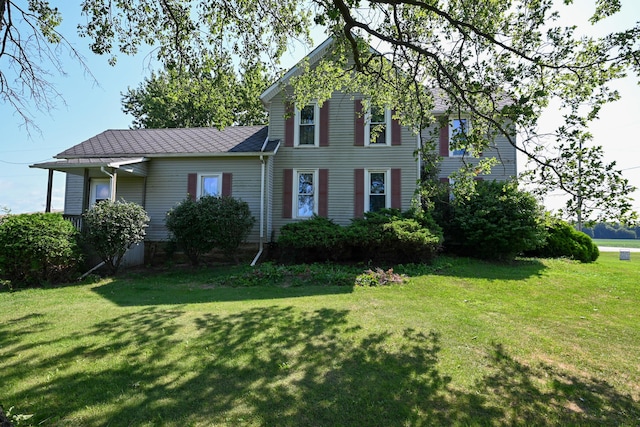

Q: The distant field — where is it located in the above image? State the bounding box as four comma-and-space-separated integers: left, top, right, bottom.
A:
593, 238, 640, 248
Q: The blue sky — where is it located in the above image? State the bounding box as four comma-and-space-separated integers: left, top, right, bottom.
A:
1, 1, 639, 216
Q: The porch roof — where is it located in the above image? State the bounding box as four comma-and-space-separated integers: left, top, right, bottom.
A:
54, 126, 275, 158
30, 157, 148, 175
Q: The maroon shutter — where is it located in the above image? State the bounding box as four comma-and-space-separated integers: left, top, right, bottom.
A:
354, 169, 365, 218
391, 111, 402, 146
187, 173, 197, 201
222, 173, 232, 196
474, 177, 484, 182
283, 169, 293, 218
439, 119, 449, 157
391, 169, 402, 209
320, 101, 329, 147
318, 169, 328, 217
354, 100, 365, 146
439, 177, 450, 184
285, 103, 294, 147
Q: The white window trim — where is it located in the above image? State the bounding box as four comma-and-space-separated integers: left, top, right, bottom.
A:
197, 173, 222, 199
89, 178, 111, 206
364, 169, 391, 212
449, 116, 470, 157
294, 103, 320, 147
293, 169, 318, 218
364, 106, 392, 146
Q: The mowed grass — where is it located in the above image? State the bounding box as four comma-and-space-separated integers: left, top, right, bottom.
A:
593, 238, 640, 249
1, 253, 639, 426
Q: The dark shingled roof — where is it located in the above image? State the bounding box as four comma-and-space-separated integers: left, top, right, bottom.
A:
57, 126, 274, 158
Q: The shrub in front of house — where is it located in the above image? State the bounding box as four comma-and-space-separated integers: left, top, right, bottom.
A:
83, 200, 150, 274
276, 216, 349, 263
276, 209, 442, 264
347, 209, 442, 263
527, 217, 599, 263
443, 180, 546, 261
0, 213, 83, 287
166, 196, 255, 266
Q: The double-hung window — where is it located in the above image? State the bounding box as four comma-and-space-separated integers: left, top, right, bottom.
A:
365, 169, 390, 212
197, 173, 222, 198
294, 169, 318, 218
365, 105, 391, 146
294, 103, 320, 147
450, 117, 470, 156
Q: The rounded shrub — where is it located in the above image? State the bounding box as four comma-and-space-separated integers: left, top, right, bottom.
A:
529, 218, 599, 263
166, 196, 255, 266
83, 200, 150, 274
0, 213, 83, 286
445, 180, 546, 261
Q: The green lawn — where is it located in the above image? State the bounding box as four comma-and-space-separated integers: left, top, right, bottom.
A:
1, 254, 639, 426
593, 238, 640, 248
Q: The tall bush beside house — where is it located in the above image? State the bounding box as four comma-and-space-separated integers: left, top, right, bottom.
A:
83, 201, 150, 274
445, 180, 546, 261
277, 216, 348, 263
0, 213, 83, 287
166, 196, 255, 266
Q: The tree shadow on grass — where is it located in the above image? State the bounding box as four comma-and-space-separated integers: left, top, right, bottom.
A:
3, 306, 638, 426
417, 256, 549, 281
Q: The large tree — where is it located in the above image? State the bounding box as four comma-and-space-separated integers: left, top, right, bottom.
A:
121, 59, 270, 128
2, 0, 639, 221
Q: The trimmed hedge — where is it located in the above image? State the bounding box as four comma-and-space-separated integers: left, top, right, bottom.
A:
276, 209, 442, 264
0, 213, 82, 286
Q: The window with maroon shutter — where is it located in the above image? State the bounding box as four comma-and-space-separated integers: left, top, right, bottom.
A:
354, 100, 365, 146
222, 173, 232, 196
283, 169, 293, 218
354, 168, 365, 217
285, 103, 294, 147
391, 112, 402, 146
439, 120, 449, 157
320, 101, 329, 147
391, 169, 401, 209
319, 169, 328, 217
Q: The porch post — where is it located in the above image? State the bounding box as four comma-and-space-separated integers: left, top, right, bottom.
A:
82, 168, 90, 212
45, 169, 54, 212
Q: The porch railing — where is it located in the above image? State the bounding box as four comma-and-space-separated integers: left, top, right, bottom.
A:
63, 214, 83, 231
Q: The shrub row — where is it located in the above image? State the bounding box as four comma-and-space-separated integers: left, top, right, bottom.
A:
276, 209, 443, 264
0, 213, 83, 287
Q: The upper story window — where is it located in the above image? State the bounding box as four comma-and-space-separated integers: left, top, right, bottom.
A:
295, 169, 318, 218
365, 169, 390, 212
197, 173, 221, 198
294, 103, 320, 147
450, 117, 470, 156
365, 105, 391, 146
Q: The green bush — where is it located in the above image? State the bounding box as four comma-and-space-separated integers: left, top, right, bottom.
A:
444, 180, 546, 261
166, 196, 255, 266
347, 210, 442, 263
276, 209, 442, 264
528, 218, 599, 263
277, 216, 349, 263
0, 213, 82, 286
83, 201, 150, 274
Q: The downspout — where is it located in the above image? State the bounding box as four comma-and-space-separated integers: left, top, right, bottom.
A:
100, 166, 116, 201
251, 136, 270, 266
